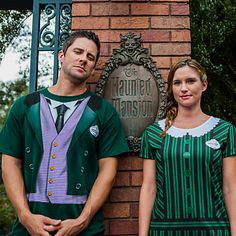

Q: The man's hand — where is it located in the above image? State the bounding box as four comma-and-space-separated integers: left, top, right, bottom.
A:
53, 217, 88, 236
20, 213, 61, 236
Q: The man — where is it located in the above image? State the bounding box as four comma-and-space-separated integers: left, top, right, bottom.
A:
0, 30, 129, 236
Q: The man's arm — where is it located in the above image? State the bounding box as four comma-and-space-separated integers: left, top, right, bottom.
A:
2, 154, 61, 236
52, 157, 118, 236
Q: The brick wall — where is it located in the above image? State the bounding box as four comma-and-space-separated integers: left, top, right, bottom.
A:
72, 0, 191, 235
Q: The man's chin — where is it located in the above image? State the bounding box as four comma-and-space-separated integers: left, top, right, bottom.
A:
70, 76, 87, 85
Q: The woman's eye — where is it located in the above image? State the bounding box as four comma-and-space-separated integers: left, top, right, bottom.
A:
173, 81, 181, 85
187, 79, 195, 84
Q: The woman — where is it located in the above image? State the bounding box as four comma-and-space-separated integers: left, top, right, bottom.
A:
139, 58, 236, 235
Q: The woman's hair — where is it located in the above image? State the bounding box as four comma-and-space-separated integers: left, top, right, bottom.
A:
161, 58, 207, 138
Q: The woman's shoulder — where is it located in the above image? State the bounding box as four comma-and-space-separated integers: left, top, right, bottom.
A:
214, 117, 236, 129
144, 119, 165, 137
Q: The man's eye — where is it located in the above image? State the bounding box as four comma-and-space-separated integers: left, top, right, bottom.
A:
88, 55, 95, 61
74, 50, 82, 54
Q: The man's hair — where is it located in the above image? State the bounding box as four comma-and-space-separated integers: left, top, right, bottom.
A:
62, 30, 101, 63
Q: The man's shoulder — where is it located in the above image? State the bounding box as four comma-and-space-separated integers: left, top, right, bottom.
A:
23, 90, 42, 107
13, 89, 45, 107
88, 93, 116, 113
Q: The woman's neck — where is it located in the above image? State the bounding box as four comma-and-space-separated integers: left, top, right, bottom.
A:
173, 107, 210, 129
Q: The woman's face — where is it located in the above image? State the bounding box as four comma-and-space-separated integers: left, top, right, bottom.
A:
172, 65, 207, 109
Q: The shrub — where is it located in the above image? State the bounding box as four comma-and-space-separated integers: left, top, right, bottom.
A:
0, 184, 16, 235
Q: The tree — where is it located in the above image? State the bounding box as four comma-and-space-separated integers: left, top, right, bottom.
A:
0, 78, 28, 129
0, 10, 31, 60
0, 79, 27, 234
190, 0, 236, 124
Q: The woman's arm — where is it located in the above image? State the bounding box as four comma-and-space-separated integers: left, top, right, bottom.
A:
223, 156, 236, 235
139, 159, 156, 236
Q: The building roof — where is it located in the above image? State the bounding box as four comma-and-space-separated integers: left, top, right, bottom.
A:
0, 0, 33, 10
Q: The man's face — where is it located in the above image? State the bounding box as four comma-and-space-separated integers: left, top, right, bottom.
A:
59, 37, 98, 85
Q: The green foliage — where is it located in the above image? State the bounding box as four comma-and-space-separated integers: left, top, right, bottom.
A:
0, 79, 27, 233
0, 10, 31, 60
190, 0, 236, 125
0, 184, 16, 235
0, 78, 28, 130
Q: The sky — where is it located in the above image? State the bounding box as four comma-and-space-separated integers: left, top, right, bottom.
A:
0, 50, 21, 82
0, 15, 54, 87
0, 15, 32, 83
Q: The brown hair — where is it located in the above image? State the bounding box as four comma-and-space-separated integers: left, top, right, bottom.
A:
62, 30, 101, 64
161, 58, 207, 138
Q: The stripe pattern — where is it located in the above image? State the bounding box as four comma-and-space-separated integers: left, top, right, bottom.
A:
140, 118, 236, 235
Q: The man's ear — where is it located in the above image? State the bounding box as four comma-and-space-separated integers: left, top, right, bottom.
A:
58, 50, 64, 63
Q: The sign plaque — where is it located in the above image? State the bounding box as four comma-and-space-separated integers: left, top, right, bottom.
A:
96, 33, 167, 152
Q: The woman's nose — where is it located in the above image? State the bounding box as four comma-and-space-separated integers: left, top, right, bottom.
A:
180, 82, 188, 91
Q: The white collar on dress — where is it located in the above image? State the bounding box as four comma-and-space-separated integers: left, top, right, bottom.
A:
158, 116, 220, 137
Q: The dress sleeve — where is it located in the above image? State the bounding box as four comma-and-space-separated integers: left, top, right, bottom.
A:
0, 97, 24, 158
140, 123, 163, 160
222, 123, 236, 158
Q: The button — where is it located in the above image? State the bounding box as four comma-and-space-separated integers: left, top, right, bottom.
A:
187, 207, 193, 214
183, 152, 190, 158
184, 170, 192, 176
81, 167, 84, 173
76, 183, 81, 189
50, 166, 55, 171
25, 147, 31, 153
184, 139, 190, 144
49, 178, 53, 184
29, 164, 34, 170
187, 188, 191, 195
84, 150, 88, 156
53, 142, 58, 147
48, 191, 52, 196
52, 154, 56, 159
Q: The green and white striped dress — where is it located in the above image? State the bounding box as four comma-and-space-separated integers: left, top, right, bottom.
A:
140, 117, 236, 236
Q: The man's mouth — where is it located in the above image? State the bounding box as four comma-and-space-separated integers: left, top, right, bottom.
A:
74, 65, 86, 72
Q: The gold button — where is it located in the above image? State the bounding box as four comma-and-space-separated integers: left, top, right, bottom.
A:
52, 154, 56, 159
53, 142, 58, 147
49, 178, 53, 184
50, 166, 55, 171
48, 191, 52, 196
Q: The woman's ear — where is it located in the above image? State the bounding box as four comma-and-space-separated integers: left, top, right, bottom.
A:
202, 80, 208, 92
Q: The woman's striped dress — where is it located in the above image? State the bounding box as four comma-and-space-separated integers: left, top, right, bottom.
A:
140, 117, 236, 236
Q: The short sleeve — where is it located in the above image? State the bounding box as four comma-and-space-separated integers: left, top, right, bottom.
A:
222, 123, 236, 158
0, 97, 24, 158
97, 101, 129, 158
139, 123, 163, 160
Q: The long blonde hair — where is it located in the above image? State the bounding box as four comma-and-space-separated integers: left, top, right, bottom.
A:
161, 58, 207, 138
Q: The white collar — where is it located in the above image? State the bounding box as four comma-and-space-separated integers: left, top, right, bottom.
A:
158, 116, 220, 137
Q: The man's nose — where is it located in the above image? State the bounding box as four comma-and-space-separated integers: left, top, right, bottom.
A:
78, 53, 87, 63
